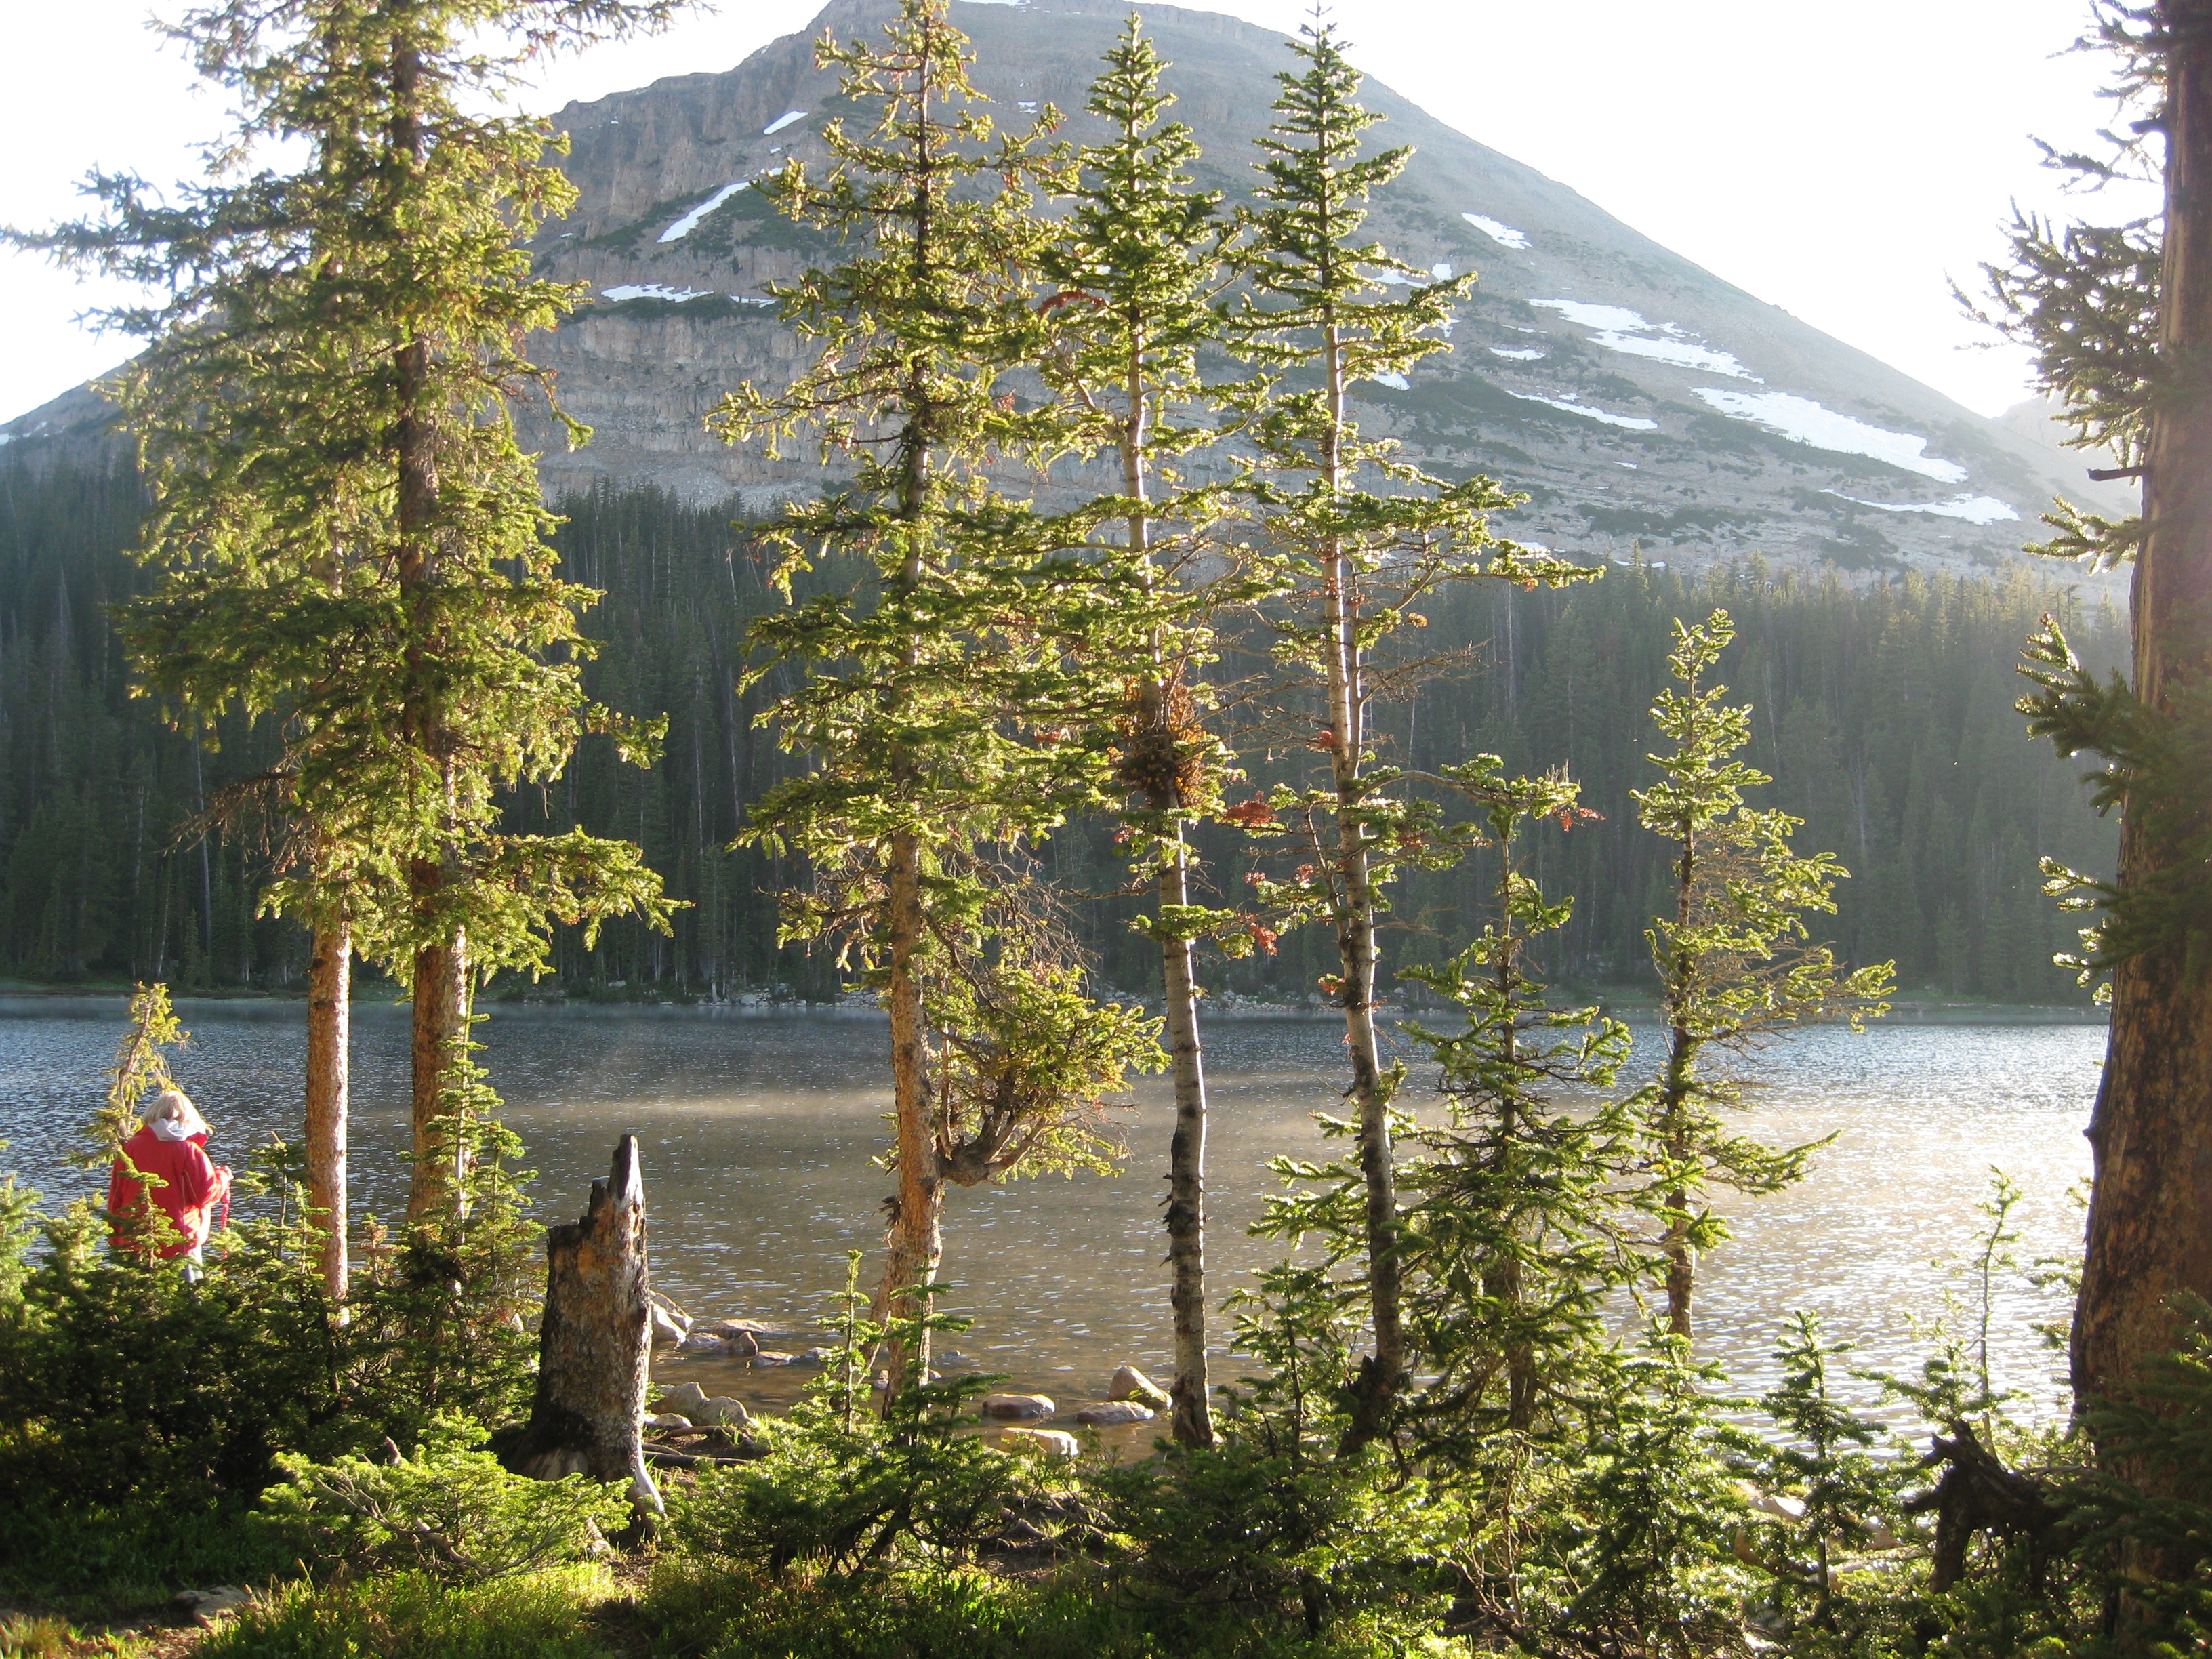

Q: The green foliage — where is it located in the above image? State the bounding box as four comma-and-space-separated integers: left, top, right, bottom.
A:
196, 1565, 616, 1659
9, 0, 677, 1009
1391, 760, 1639, 1452
639, 1558, 1424, 1659
1751, 1314, 1902, 1634
1098, 1265, 1457, 1635
0, 1206, 344, 1511
262, 1419, 628, 1584
1522, 1347, 1756, 1657
665, 1267, 1036, 1577
1226, 15, 1603, 1451
0, 1614, 75, 1659
1630, 610, 1892, 1338
2019, 613, 2212, 989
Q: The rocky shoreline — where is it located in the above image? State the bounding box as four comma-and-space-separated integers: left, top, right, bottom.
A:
642, 1291, 1173, 1460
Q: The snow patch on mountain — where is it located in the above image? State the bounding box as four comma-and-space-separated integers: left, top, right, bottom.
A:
1489, 347, 1545, 361
1695, 389, 1970, 483
1531, 298, 1756, 380
762, 110, 807, 136
1462, 212, 1530, 249
1509, 391, 1658, 430
602, 284, 712, 303
1822, 490, 2019, 525
1369, 372, 1412, 390
658, 182, 749, 243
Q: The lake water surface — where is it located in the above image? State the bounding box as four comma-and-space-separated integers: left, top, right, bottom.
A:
0, 998, 2102, 1418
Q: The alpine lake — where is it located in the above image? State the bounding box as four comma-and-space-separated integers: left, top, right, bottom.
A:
0, 995, 2104, 1446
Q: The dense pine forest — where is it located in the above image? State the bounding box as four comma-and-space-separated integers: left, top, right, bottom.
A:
0, 458, 2121, 1006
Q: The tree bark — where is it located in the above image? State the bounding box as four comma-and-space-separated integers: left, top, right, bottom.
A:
407, 928, 468, 1219
1159, 841, 1216, 1447
880, 824, 943, 1399
504, 1136, 661, 1513
305, 920, 350, 1303
1326, 316, 1404, 1456
2073, 0, 2212, 1426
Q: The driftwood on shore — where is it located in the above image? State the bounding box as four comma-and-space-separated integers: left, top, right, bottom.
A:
500, 1136, 661, 1515
1905, 1418, 2068, 1590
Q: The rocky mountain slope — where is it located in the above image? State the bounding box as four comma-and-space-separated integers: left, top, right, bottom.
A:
4, 0, 2129, 575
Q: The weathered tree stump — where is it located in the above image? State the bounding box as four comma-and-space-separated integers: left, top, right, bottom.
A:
502, 1136, 660, 1517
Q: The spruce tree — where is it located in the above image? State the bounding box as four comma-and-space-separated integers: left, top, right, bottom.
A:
1225, 20, 1595, 1450
1393, 758, 1636, 1454
713, 0, 1162, 1394
1629, 610, 1891, 1343
1983, 3, 2212, 1443
14, 0, 680, 1240
1038, 19, 1258, 1448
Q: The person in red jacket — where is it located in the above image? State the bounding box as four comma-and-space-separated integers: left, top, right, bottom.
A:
108, 1088, 231, 1277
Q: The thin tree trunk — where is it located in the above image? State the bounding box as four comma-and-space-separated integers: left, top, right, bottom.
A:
305, 919, 350, 1303
1159, 839, 1214, 1446
407, 926, 468, 1218
876, 42, 945, 1406
1327, 318, 1404, 1455
1488, 855, 1533, 1428
505, 1136, 661, 1517
1661, 830, 1699, 1342
1120, 312, 1217, 1448
2074, 0, 2212, 1440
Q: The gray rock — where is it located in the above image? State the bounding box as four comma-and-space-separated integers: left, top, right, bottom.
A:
998, 1427, 1078, 1457
751, 1349, 798, 1366
693, 1395, 751, 1428
649, 1304, 689, 1346
173, 1586, 252, 1624
642, 1412, 693, 1431
1076, 1400, 1155, 1427
653, 1382, 710, 1416
1108, 1365, 1172, 1409
677, 1330, 758, 1357
979, 1392, 1056, 1422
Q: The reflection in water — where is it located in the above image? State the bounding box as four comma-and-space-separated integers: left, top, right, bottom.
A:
0, 999, 2099, 1416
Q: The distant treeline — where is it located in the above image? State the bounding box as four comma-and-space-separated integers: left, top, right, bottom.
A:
0, 462, 2121, 1004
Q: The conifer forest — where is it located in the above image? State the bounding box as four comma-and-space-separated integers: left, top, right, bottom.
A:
3, 2, 2211, 1658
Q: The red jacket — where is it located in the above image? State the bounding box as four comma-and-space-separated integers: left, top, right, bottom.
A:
108, 1127, 230, 1258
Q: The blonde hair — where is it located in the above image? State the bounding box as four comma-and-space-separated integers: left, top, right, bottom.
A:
142, 1088, 209, 1138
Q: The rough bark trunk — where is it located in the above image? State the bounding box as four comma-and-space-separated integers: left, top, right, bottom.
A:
305, 921, 350, 1303
2073, 0, 2212, 1427
406, 929, 468, 1219
880, 825, 942, 1401
504, 1136, 661, 1514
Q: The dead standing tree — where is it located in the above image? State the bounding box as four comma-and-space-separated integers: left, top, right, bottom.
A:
504, 1136, 659, 1521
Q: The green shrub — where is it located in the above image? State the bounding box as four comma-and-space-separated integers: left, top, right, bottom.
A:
663, 1381, 1038, 1577
194, 1565, 615, 1659
260, 1420, 629, 1585
638, 1558, 1445, 1659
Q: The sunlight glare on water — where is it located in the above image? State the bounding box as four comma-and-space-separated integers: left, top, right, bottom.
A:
0, 999, 2099, 1415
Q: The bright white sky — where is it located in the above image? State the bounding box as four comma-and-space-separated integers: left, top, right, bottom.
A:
0, 0, 2159, 425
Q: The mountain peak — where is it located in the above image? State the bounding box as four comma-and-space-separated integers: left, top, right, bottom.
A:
5, 0, 2127, 578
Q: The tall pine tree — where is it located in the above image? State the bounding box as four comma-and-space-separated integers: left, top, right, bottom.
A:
15, 0, 679, 1240
1226, 20, 1595, 1450
712, 0, 1162, 1394
1038, 18, 1260, 1449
